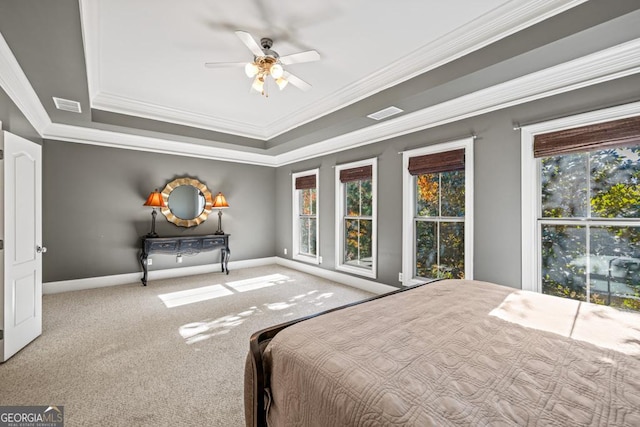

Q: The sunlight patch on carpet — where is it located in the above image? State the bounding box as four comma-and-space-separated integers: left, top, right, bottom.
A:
158, 284, 233, 308
179, 308, 259, 344
266, 302, 295, 310
225, 274, 292, 292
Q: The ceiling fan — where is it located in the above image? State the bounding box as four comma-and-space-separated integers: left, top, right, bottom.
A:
205, 31, 320, 96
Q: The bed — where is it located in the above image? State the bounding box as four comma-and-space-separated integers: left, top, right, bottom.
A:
245, 279, 640, 426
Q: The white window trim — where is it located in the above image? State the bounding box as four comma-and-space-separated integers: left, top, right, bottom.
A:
292, 168, 320, 265
335, 158, 377, 279
520, 100, 640, 292
402, 138, 474, 287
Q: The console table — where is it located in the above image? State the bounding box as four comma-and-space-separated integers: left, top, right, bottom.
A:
139, 234, 230, 286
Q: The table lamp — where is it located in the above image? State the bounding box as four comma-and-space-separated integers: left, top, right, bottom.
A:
143, 189, 166, 237
212, 192, 229, 235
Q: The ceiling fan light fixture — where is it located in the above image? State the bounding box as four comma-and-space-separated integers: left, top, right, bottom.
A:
252, 76, 265, 93
206, 31, 320, 97
245, 62, 259, 78
270, 63, 284, 79
276, 77, 288, 90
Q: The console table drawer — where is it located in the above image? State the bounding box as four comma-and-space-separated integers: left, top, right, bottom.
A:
179, 239, 202, 251
202, 237, 226, 248
148, 241, 178, 252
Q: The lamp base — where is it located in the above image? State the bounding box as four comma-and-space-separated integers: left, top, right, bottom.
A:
214, 209, 225, 235
147, 209, 160, 238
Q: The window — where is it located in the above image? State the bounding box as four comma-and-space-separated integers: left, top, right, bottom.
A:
522, 108, 640, 311
402, 138, 474, 286
292, 169, 319, 264
335, 159, 377, 278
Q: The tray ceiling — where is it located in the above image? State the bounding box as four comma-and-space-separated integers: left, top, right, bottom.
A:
3, 0, 640, 166
81, 0, 545, 140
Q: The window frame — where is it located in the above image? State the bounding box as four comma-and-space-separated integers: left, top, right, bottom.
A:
292, 168, 320, 265
335, 158, 377, 278
402, 138, 474, 286
520, 101, 640, 292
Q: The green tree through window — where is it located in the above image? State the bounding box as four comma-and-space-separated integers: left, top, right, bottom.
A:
344, 179, 373, 268
415, 170, 465, 279
540, 145, 640, 311
336, 160, 376, 276
298, 188, 317, 256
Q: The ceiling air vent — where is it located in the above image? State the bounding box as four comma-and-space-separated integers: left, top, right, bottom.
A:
52, 97, 82, 113
367, 106, 403, 121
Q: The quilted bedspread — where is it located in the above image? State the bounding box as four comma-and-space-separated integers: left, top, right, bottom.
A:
253, 279, 640, 426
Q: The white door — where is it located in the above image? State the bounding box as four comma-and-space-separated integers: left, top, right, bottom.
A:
1, 129, 43, 362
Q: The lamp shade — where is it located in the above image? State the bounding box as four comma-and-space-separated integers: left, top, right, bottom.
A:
143, 189, 166, 208
212, 192, 229, 208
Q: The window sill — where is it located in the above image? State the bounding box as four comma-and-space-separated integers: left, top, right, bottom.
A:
404, 278, 425, 287
336, 263, 376, 279
293, 254, 320, 265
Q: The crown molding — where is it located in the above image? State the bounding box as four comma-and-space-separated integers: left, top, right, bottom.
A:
0, 32, 51, 133
92, 91, 269, 140
274, 38, 640, 166
79, 0, 268, 140
42, 122, 277, 167
79, 0, 587, 140
2, 24, 639, 168
78, 0, 100, 108
265, 0, 589, 139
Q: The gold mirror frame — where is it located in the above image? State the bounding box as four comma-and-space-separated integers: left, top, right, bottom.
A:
160, 177, 213, 228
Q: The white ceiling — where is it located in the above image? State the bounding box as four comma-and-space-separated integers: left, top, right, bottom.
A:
10, 0, 637, 167
80, 0, 567, 141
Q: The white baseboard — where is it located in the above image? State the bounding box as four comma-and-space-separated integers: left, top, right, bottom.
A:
43, 256, 397, 295
276, 257, 397, 295
43, 257, 278, 294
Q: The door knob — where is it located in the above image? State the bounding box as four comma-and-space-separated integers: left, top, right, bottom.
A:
36, 245, 47, 253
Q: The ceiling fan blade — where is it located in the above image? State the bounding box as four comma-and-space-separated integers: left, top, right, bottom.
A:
204, 62, 246, 69
235, 30, 264, 57
279, 50, 320, 65
283, 71, 311, 91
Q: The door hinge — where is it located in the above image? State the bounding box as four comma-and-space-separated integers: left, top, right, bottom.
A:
0, 149, 3, 160
0, 330, 3, 340
0, 240, 3, 250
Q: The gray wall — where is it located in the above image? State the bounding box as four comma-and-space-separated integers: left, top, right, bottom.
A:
0, 86, 41, 144
275, 74, 640, 289
4, 73, 640, 288
42, 141, 276, 282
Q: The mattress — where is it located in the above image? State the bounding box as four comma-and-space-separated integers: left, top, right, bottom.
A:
246, 279, 640, 426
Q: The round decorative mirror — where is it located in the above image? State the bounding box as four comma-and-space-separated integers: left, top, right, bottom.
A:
160, 177, 213, 227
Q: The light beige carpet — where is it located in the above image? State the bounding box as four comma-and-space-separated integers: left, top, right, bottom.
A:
0, 265, 374, 426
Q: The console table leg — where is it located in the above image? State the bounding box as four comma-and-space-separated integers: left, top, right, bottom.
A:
139, 253, 148, 286
224, 248, 230, 274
